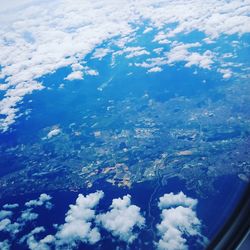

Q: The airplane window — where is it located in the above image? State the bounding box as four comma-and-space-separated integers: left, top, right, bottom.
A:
0, 1, 249, 249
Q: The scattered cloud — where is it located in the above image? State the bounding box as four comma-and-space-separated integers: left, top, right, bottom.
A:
0, 191, 208, 249
125, 47, 150, 59
158, 191, 198, 209
143, 27, 153, 34
96, 194, 145, 243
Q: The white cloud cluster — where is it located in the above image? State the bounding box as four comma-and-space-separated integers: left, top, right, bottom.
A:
96, 194, 145, 243
0, 218, 20, 236
124, 47, 150, 59
20, 226, 54, 250
64, 63, 99, 81
19, 209, 38, 222
0, 193, 55, 250
156, 192, 201, 250
166, 42, 214, 69
217, 68, 233, 79
55, 190, 104, 247
25, 193, 52, 209
0, 0, 249, 131
0, 191, 207, 249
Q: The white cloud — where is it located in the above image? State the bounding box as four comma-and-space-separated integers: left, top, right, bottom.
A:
158, 191, 198, 209
92, 48, 112, 60
71, 63, 84, 72
217, 68, 233, 79
0, 210, 13, 220
143, 27, 153, 34
3, 203, 19, 209
166, 42, 214, 70
0, 218, 20, 235
46, 127, 61, 139
126, 50, 150, 59
20, 226, 53, 250
56, 190, 104, 247
0, 240, 10, 250
147, 66, 163, 73
96, 194, 145, 243
85, 68, 99, 76
64, 71, 83, 81
0, 218, 11, 231
156, 192, 202, 250
123, 46, 150, 59
19, 209, 39, 222
25, 193, 52, 208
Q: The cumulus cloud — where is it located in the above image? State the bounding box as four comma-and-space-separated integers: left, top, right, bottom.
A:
56, 190, 104, 247
156, 192, 202, 250
25, 193, 52, 209
92, 48, 112, 60
158, 191, 198, 209
96, 194, 145, 243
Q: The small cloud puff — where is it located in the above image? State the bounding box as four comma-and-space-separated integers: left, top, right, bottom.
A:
64, 71, 83, 81
46, 128, 61, 140
156, 192, 201, 250
3, 203, 19, 210
147, 66, 163, 73
96, 194, 145, 243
